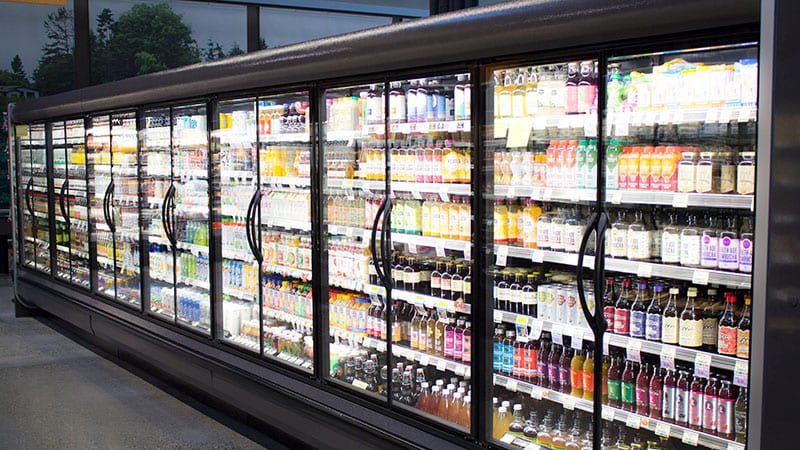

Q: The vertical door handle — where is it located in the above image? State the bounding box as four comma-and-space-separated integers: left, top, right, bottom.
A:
251, 190, 263, 263
369, 197, 388, 287
245, 189, 262, 263
59, 180, 70, 228
164, 184, 177, 246
576, 211, 608, 334
25, 178, 34, 216
380, 199, 393, 289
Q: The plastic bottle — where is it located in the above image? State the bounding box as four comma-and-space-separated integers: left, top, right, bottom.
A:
703, 377, 719, 434
717, 380, 736, 440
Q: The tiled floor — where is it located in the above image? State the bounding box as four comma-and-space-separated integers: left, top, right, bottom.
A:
0, 274, 289, 449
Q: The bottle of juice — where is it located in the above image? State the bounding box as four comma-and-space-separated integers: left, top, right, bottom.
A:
737, 295, 751, 358
636, 363, 650, 415
607, 354, 622, 408
649, 367, 663, 419
718, 293, 738, 356
494, 406, 512, 440
662, 368, 676, 423
703, 377, 719, 434
559, 346, 573, 394
582, 350, 594, 401
689, 375, 705, 431
621, 360, 636, 412
570, 348, 586, 398
717, 380, 736, 440
646, 283, 663, 341
675, 370, 690, 426
734, 387, 748, 443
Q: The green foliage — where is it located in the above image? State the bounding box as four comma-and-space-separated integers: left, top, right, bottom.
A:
91, 8, 115, 84
33, 7, 75, 95
107, 4, 200, 79
11, 55, 26, 82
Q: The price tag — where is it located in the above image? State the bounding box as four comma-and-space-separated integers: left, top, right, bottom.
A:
543, 189, 553, 201
654, 422, 671, 438
637, 264, 653, 278
660, 346, 676, 370
500, 433, 516, 444
719, 108, 733, 124
571, 327, 584, 350
436, 358, 448, 371
435, 245, 446, 258
626, 414, 641, 429
672, 193, 689, 208
558, 116, 571, 129
563, 397, 576, 410
615, 121, 629, 137
524, 443, 542, 450
737, 108, 750, 123
626, 340, 642, 362
601, 407, 615, 422
734, 360, 749, 387
694, 353, 711, 378
692, 270, 710, 286
408, 243, 417, 254
516, 314, 530, 326
493, 118, 510, 139
377, 341, 387, 352
464, 243, 472, 261
465, 367, 471, 379
530, 319, 544, 340
645, 111, 658, 125
437, 300, 448, 311
530, 387, 543, 400
610, 191, 622, 205
412, 190, 423, 200
580, 115, 595, 139
506, 379, 518, 392
603, 339, 610, 356
704, 109, 719, 123
681, 430, 699, 446
496, 245, 509, 267
533, 117, 547, 130
531, 187, 542, 200
438, 185, 450, 202
552, 324, 564, 346
493, 309, 503, 323
455, 365, 466, 376
419, 355, 430, 366
531, 249, 545, 263
363, 229, 373, 240
727, 443, 745, 450
506, 118, 533, 148
505, 186, 517, 199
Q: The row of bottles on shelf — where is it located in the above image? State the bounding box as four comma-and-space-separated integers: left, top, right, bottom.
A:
97, 235, 139, 267
263, 321, 313, 362
148, 243, 210, 285
329, 236, 370, 285
217, 101, 310, 137
494, 202, 753, 274
149, 285, 210, 327
387, 254, 473, 302
260, 146, 311, 178
176, 220, 209, 246
222, 259, 259, 295
494, 334, 747, 443
492, 268, 591, 328
263, 232, 312, 271
261, 189, 310, 223
178, 252, 209, 284
98, 271, 138, 291
55, 221, 89, 252
494, 140, 755, 195
263, 275, 313, 321
351, 142, 472, 184
326, 77, 472, 132
493, 63, 598, 118
606, 58, 758, 114
604, 278, 751, 357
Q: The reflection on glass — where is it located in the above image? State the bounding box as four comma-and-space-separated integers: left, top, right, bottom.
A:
111, 113, 141, 307
18, 123, 50, 273
88, 115, 115, 297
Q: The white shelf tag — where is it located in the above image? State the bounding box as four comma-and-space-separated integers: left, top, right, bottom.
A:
563, 397, 576, 410
435, 245, 446, 258
719, 108, 733, 124
654, 422, 671, 438
571, 328, 584, 350
637, 264, 653, 278
438, 185, 450, 202
542, 189, 553, 201
704, 109, 719, 123
493, 310, 503, 323
672, 193, 689, 208
506, 186, 516, 198
557, 116, 571, 129
734, 360, 749, 387
694, 353, 712, 378
531, 187, 542, 200
455, 365, 466, 376
626, 414, 641, 430
419, 355, 430, 366
533, 117, 547, 130
436, 358, 448, 371
500, 433, 516, 444
626, 340, 642, 362
412, 190, 423, 200
681, 430, 699, 446
552, 324, 564, 346
727, 443, 745, 450
506, 379, 518, 393
351, 379, 369, 390
584, 115, 597, 138
524, 443, 542, 450
601, 407, 615, 422
660, 346, 676, 370
610, 191, 622, 205
530, 319, 544, 340
408, 243, 418, 254
692, 270, 710, 286
603, 338, 610, 356
615, 121, 629, 137
464, 243, 472, 261
530, 387, 543, 400
531, 250, 545, 263
496, 245, 509, 267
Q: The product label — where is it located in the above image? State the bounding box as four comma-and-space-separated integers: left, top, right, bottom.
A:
522, 291, 536, 306
676, 388, 689, 423
622, 381, 635, 405
677, 164, 695, 193
583, 371, 594, 394
718, 326, 738, 355
649, 388, 661, 412
720, 165, 736, 193
441, 277, 452, 293
493, 341, 503, 370
462, 335, 471, 363
695, 164, 713, 193
703, 317, 719, 347
718, 399, 735, 435
608, 380, 621, 402
610, 227, 627, 257
444, 329, 455, 358
718, 236, 740, 270
636, 385, 649, 409
550, 224, 563, 249
679, 318, 703, 348
703, 394, 718, 431
604, 306, 616, 331
537, 221, 549, 247
418, 328, 427, 351
662, 386, 676, 419
701, 234, 719, 268
646, 313, 662, 341
739, 239, 753, 273
737, 329, 751, 358
690, 391, 704, 426
662, 316, 679, 344
737, 166, 755, 194
502, 343, 514, 374
735, 405, 747, 438
630, 310, 646, 338
680, 235, 701, 266
628, 230, 650, 260
662, 232, 681, 263
614, 308, 630, 335
451, 279, 463, 296
463, 280, 471, 295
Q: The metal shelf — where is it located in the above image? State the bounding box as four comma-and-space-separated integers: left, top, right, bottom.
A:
494, 185, 597, 203
176, 276, 210, 290
391, 288, 471, 315
258, 132, 310, 143
261, 176, 311, 187
263, 263, 312, 280
388, 120, 470, 134
222, 249, 258, 264
222, 287, 257, 302
263, 308, 312, 328
262, 217, 311, 232
175, 241, 209, 256
391, 232, 470, 253
607, 105, 757, 129
606, 190, 754, 210
393, 344, 471, 377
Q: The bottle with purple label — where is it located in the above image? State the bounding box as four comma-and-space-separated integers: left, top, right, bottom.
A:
718, 216, 740, 271
739, 216, 754, 273
700, 214, 719, 269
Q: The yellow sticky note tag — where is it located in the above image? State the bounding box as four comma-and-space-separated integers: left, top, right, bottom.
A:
506, 118, 532, 148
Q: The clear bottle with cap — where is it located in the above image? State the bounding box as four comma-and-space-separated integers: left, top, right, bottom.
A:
662, 287, 680, 345
736, 151, 756, 194
680, 214, 701, 268
679, 288, 703, 348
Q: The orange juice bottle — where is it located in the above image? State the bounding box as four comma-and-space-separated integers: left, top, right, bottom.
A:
626, 146, 640, 189
638, 146, 652, 190
448, 200, 460, 240
442, 142, 460, 183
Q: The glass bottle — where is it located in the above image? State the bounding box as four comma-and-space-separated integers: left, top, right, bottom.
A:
737, 295, 751, 359
718, 293, 738, 356
679, 288, 703, 349
662, 287, 680, 345
680, 214, 701, 268
735, 387, 748, 443
614, 278, 632, 336
700, 214, 719, 269
646, 283, 664, 341
630, 282, 648, 339
660, 212, 681, 264
739, 216, 754, 274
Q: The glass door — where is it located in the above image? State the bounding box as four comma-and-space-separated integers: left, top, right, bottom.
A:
599, 44, 756, 450
215, 98, 260, 351
385, 72, 474, 430
257, 93, 314, 370
141, 109, 175, 322
485, 60, 600, 447
87, 115, 115, 297
322, 83, 388, 398
18, 123, 49, 273
172, 105, 211, 333
110, 113, 141, 307
52, 119, 89, 287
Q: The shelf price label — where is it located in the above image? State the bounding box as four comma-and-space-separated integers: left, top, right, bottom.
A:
496, 245, 509, 267
692, 270, 710, 286
506, 379, 518, 393
552, 324, 564, 346
530, 319, 544, 341
636, 264, 653, 278
601, 407, 615, 422
672, 193, 689, 208
464, 243, 472, 261
681, 430, 699, 446
438, 184, 450, 202
524, 443, 542, 450
455, 365, 466, 376
727, 443, 745, 450
584, 115, 598, 138
626, 340, 642, 363
408, 243, 418, 254
531, 249, 545, 263
610, 191, 622, 205
654, 422, 671, 438
625, 414, 641, 430
660, 346, 676, 370
351, 379, 369, 390
500, 433, 516, 444
435, 245, 446, 258
694, 353, 712, 378
530, 387, 543, 400
506, 186, 516, 198
562, 397, 576, 411
570, 327, 584, 350
734, 360, 749, 387
419, 355, 430, 366
436, 358, 448, 371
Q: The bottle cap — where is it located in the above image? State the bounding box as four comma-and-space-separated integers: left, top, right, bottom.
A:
669, 288, 679, 295
514, 404, 523, 411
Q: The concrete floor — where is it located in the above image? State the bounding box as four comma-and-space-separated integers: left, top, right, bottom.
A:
0, 274, 290, 450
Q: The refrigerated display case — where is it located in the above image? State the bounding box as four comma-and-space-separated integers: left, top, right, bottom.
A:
18, 123, 50, 275
141, 105, 211, 333
51, 119, 90, 288
11, 1, 789, 449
